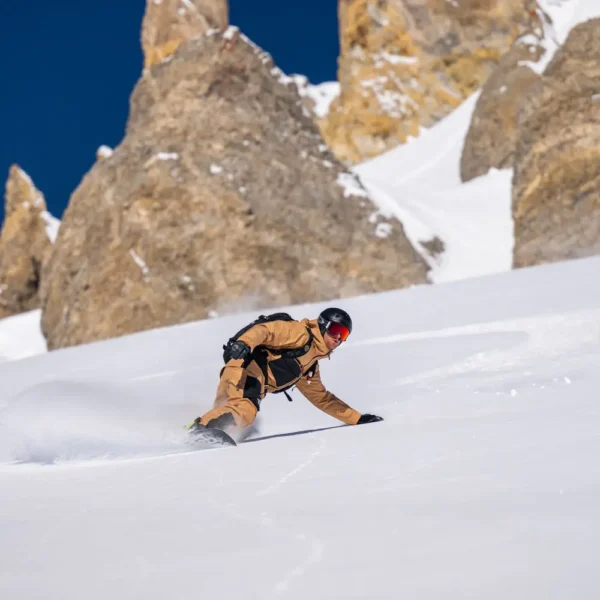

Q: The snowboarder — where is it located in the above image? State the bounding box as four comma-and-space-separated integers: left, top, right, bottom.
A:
187, 308, 383, 441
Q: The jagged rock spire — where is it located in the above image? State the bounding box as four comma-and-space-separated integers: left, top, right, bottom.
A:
142, 0, 228, 68
0, 166, 58, 318
41, 28, 427, 349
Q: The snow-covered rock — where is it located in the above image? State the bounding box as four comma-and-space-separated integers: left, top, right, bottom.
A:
320, 0, 542, 165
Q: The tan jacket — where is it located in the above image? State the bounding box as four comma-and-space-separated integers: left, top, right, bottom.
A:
228, 318, 361, 425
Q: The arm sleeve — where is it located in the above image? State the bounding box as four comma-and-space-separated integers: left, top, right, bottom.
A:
295, 364, 361, 425
238, 320, 310, 352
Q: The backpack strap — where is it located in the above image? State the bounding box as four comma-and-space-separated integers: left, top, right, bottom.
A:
223, 313, 294, 364
249, 327, 314, 402
270, 327, 314, 360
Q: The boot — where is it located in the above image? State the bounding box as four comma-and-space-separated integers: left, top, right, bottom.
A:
186, 415, 237, 447
205, 412, 236, 433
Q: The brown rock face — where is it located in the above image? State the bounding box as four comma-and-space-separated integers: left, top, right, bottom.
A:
0, 166, 56, 318
512, 19, 600, 268
322, 0, 541, 165
142, 0, 228, 68
41, 27, 428, 350
460, 41, 543, 182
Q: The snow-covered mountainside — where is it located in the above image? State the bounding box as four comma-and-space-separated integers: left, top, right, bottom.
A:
1, 256, 600, 599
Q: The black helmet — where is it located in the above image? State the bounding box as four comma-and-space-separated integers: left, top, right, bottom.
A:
318, 307, 352, 338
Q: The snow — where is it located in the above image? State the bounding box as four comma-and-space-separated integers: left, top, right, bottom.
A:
97, 145, 113, 159
9, 166, 60, 242
377, 51, 418, 66
129, 249, 150, 277
209, 164, 223, 175
361, 75, 417, 118
41, 210, 60, 243
1, 257, 600, 599
0, 310, 46, 360
374, 222, 392, 238
539, 0, 600, 43
144, 153, 179, 168
294, 78, 341, 118
223, 25, 238, 41
180, 0, 198, 14
337, 172, 369, 199
306, 81, 340, 118
14, 166, 46, 210
354, 92, 513, 282
156, 152, 178, 161
521, 0, 600, 73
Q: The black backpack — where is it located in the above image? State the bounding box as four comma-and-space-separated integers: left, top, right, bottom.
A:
222, 312, 313, 364
222, 312, 315, 403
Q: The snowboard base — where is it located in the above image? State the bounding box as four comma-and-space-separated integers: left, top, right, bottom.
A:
188, 425, 237, 448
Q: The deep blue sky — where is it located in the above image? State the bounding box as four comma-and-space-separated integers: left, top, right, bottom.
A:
0, 1, 339, 225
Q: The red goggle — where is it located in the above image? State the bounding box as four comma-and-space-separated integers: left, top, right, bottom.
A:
325, 321, 351, 342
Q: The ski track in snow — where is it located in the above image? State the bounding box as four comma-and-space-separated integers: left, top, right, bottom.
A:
258, 435, 326, 497
353, 308, 600, 387
270, 535, 326, 597
196, 454, 327, 599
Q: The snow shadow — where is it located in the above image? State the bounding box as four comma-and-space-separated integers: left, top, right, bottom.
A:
244, 424, 349, 444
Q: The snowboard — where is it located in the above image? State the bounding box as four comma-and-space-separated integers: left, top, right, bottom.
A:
188, 425, 237, 448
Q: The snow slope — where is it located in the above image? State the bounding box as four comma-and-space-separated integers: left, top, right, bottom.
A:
1, 256, 600, 599
0, 309, 47, 361
355, 93, 514, 284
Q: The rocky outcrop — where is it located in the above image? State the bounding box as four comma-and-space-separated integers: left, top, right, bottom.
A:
0, 166, 57, 318
460, 41, 543, 182
512, 19, 600, 268
41, 26, 428, 350
321, 0, 542, 165
142, 0, 228, 68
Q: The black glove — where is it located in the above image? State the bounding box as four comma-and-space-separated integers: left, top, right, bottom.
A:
228, 340, 251, 361
357, 414, 384, 425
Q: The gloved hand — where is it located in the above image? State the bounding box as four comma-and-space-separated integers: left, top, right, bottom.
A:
357, 413, 384, 425
228, 340, 251, 361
